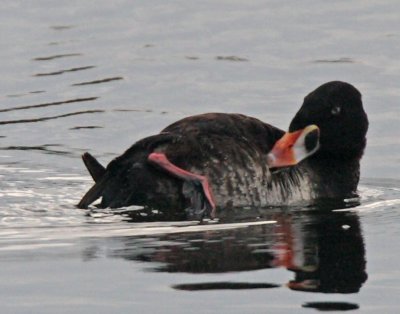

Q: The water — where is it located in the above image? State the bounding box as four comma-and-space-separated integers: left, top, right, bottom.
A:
1, 1, 400, 313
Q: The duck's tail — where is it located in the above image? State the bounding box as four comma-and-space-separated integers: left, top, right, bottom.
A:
82, 152, 106, 182
77, 176, 110, 209
78, 152, 107, 209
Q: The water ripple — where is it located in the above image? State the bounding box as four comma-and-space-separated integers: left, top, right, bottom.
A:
215, 55, 249, 62
312, 57, 354, 63
72, 76, 123, 86
0, 97, 98, 113
49, 25, 75, 31
69, 126, 102, 130
0, 110, 104, 125
6, 91, 46, 98
33, 66, 96, 77
0, 145, 71, 156
32, 53, 82, 61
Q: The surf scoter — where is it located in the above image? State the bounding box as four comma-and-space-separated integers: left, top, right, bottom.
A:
78, 81, 368, 218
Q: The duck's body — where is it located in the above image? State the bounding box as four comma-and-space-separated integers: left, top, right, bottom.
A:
78, 81, 368, 218
79, 114, 313, 211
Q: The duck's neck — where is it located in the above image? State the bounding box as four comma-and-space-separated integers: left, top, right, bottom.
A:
300, 153, 361, 199
268, 167, 314, 204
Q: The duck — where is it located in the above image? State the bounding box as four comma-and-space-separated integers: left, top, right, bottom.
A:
77, 81, 368, 219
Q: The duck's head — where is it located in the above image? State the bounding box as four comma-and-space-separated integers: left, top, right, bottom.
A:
268, 81, 368, 168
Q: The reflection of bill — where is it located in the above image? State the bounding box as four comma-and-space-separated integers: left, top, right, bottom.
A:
105, 208, 367, 294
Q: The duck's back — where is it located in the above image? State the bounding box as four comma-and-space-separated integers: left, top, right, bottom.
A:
79, 113, 287, 211
163, 113, 284, 154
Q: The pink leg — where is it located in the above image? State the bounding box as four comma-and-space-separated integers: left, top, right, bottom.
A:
148, 152, 216, 218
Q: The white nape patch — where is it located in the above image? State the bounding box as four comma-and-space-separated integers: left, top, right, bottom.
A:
293, 125, 320, 163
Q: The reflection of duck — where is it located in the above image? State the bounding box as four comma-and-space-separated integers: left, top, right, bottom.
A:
280, 210, 368, 293
78, 82, 368, 219
101, 208, 367, 294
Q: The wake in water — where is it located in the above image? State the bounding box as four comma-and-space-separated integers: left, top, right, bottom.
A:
0, 161, 399, 242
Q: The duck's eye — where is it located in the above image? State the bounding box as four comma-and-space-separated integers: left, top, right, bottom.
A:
331, 106, 341, 115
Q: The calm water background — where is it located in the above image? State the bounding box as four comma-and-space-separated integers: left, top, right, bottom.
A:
0, 1, 400, 313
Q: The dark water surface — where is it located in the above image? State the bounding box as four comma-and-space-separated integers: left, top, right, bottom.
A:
1, 1, 400, 313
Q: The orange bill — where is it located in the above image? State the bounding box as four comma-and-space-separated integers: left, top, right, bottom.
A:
267, 125, 320, 168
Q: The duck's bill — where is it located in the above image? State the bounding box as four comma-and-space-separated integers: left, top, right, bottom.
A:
267, 125, 320, 168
